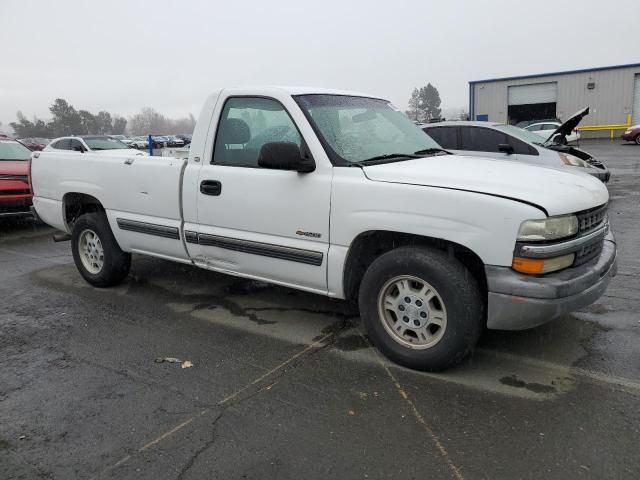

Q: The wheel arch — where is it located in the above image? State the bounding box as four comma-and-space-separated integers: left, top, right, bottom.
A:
342, 230, 487, 305
62, 192, 105, 231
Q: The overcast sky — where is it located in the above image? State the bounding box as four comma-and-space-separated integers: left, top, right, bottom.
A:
1, 0, 637, 129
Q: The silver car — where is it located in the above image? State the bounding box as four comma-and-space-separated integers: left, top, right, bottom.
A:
421, 116, 609, 182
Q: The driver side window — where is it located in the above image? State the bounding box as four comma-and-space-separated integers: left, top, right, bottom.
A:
212, 97, 301, 167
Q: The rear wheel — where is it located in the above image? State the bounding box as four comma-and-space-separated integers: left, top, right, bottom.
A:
358, 246, 484, 371
71, 212, 131, 287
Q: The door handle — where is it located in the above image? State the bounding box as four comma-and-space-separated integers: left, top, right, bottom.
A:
200, 180, 222, 196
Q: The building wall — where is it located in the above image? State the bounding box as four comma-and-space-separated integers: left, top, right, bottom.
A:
471, 65, 640, 137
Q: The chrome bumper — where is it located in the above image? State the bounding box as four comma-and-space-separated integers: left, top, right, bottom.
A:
485, 232, 617, 330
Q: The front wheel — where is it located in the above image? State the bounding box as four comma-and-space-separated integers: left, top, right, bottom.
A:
635, 135, 640, 145
71, 212, 131, 287
358, 246, 484, 371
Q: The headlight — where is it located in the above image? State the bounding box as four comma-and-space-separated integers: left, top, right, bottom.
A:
517, 214, 579, 241
558, 152, 588, 167
625, 129, 631, 134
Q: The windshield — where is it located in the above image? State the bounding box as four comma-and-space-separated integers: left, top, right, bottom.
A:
0, 140, 32, 160
83, 136, 129, 150
494, 124, 547, 146
294, 95, 441, 164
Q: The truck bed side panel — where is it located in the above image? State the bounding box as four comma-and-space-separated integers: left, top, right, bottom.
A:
32, 152, 190, 261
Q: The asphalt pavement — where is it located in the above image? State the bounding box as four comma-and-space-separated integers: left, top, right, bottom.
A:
1, 140, 639, 479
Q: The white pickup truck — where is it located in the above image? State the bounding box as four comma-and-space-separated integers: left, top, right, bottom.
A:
31, 87, 617, 371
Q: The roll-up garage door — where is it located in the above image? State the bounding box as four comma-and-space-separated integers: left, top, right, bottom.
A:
632, 74, 640, 125
508, 82, 558, 105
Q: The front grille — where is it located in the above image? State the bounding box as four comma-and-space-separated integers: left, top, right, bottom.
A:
0, 198, 32, 214
0, 189, 30, 195
0, 174, 29, 182
573, 239, 604, 266
576, 204, 607, 236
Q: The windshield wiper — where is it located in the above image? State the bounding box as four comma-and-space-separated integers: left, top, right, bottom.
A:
349, 153, 424, 167
413, 147, 450, 156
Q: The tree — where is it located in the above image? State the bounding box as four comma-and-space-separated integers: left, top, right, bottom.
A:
95, 111, 113, 134
418, 84, 441, 121
10, 111, 53, 138
128, 107, 167, 135
49, 98, 83, 136
407, 88, 420, 121
407, 83, 442, 122
79, 110, 97, 135
113, 116, 127, 135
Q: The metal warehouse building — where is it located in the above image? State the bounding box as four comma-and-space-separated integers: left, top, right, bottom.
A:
469, 63, 640, 137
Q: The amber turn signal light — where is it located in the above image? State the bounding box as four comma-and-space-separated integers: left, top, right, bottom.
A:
512, 254, 575, 275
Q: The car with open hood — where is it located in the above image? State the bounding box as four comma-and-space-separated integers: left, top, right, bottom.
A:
524, 121, 580, 144
421, 108, 609, 183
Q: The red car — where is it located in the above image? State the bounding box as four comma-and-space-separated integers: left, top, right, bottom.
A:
19, 137, 50, 151
622, 124, 640, 144
0, 138, 34, 218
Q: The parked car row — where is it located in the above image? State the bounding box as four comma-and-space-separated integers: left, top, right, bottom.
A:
124, 134, 192, 149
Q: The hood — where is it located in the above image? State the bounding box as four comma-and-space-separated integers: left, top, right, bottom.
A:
545, 107, 589, 145
362, 155, 608, 216
0, 160, 30, 175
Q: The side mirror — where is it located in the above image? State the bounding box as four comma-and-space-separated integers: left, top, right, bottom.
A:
498, 143, 514, 155
257, 141, 315, 173
73, 145, 86, 153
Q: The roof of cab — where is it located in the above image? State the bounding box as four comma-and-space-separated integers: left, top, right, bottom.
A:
220, 86, 385, 100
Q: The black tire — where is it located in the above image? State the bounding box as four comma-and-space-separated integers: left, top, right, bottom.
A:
71, 212, 131, 287
635, 135, 640, 145
358, 246, 484, 371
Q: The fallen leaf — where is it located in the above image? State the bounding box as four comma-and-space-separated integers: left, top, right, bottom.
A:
348, 410, 355, 416
155, 357, 182, 364
181, 361, 193, 369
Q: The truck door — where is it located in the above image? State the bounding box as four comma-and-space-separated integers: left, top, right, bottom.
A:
190, 96, 331, 294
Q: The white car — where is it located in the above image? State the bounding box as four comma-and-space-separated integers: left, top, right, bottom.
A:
30, 86, 616, 371
524, 121, 580, 144
44, 136, 146, 156
129, 136, 150, 149
421, 108, 608, 182
110, 134, 133, 146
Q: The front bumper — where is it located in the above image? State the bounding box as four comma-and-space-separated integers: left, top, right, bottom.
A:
591, 167, 610, 183
0, 198, 34, 218
485, 232, 617, 330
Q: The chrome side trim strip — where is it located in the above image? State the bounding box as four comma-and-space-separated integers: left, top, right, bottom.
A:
196, 233, 323, 266
516, 225, 607, 259
184, 230, 198, 244
116, 218, 180, 240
